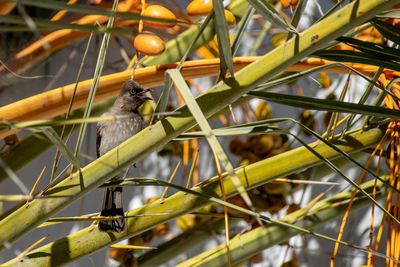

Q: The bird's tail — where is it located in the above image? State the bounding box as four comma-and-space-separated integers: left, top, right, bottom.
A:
99, 187, 125, 232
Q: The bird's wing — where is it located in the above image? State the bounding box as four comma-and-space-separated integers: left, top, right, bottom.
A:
96, 123, 102, 158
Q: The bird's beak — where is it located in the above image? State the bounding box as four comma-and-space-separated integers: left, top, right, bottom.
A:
138, 89, 153, 101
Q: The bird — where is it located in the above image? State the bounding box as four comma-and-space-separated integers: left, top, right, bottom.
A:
96, 79, 151, 232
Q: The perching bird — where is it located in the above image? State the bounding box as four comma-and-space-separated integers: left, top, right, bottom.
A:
96, 79, 151, 232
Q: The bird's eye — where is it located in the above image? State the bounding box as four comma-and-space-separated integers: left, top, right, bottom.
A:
129, 88, 138, 96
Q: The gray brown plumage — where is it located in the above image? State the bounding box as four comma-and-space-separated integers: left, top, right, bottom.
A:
96, 80, 151, 232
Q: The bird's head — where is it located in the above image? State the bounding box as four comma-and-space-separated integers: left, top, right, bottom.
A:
116, 80, 152, 111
